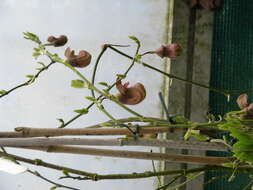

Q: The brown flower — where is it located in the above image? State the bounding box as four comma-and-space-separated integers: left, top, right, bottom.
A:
236, 94, 253, 119
65, 47, 91, 68
189, 0, 223, 10
47, 35, 68, 47
237, 94, 249, 109
116, 80, 146, 105
155, 44, 182, 59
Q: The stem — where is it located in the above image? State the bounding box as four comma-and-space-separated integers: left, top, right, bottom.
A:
0, 151, 98, 178
28, 170, 79, 190
91, 45, 108, 98
140, 51, 155, 56
0, 137, 229, 151
108, 46, 231, 96
63, 43, 140, 128
158, 92, 170, 121
57, 54, 143, 118
0, 151, 251, 181
156, 174, 183, 190
0, 61, 55, 99
15, 145, 233, 165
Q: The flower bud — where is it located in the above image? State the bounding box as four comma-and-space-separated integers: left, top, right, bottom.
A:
247, 103, 253, 116
237, 94, 249, 109
65, 47, 91, 68
190, 0, 223, 10
116, 80, 146, 105
155, 44, 182, 58
47, 35, 68, 47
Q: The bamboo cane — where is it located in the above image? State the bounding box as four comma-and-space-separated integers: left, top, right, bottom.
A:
0, 126, 217, 138
13, 145, 233, 165
0, 137, 229, 151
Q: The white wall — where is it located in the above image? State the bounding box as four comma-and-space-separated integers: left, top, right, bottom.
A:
0, 0, 168, 189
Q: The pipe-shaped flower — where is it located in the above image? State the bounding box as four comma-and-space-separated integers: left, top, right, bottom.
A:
65, 47, 92, 68
237, 94, 249, 110
116, 80, 146, 105
190, 0, 223, 10
155, 44, 182, 59
47, 35, 68, 47
236, 94, 253, 119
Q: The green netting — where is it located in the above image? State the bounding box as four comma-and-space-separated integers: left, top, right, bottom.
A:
204, 0, 253, 189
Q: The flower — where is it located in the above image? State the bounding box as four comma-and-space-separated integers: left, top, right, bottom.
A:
155, 44, 182, 58
47, 35, 68, 47
190, 0, 223, 10
64, 47, 91, 68
116, 80, 146, 105
236, 94, 253, 119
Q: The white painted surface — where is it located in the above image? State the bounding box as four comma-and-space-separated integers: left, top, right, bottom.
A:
0, 0, 168, 189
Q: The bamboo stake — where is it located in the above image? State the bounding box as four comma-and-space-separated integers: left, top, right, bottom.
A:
0, 126, 217, 138
14, 145, 233, 165
0, 137, 229, 151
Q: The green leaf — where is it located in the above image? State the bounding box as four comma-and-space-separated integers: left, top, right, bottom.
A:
222, 162, 234, 168
50, 186, 58, 190
191, 133, 210, 141
33, 47, 40, 52
116, 74, 126, 79
57, 118, 65, 128
128, 36, 140, 46
98, 82, 109, 87
0, 90, 7, 95
71, 80, 85, 88
62, 169, 69, 176
51, 53, 63, 63
233, 141, 253, 151
85, 96, 97, 102
32, 52, 41, 58
74, 108, 89, 114
26, 75, 34, 79
23, 32, 41, 44
173, 115, 189, 123
37, 62, 46, 67
134, 54, 142, 61
240, 152, 253, 163
184, 130, 191, 140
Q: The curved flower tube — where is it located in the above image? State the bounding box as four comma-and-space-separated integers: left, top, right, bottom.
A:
116, 80, 146, 105
154, 44, 182, 59
47, 35, 68, 47
65, 47, 92, 68
190, 0, 223, 10
236, 94, 253, 119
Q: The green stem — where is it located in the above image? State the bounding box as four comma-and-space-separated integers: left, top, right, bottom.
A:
156, 174, 183, 190
91, 45, 108, 98
108, 46, 231, 96
0, 61, 55, 99
61, 45, 142, 128
2, 151, 252, 181
91, 42, 141, 122
28, 170, 79, 190
46, 51, 143, 118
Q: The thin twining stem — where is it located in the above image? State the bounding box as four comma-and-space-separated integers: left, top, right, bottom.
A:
62, 44, 139, 128
27, 170, 80, 190
0, 151, 250, 181
108, 46, 253, 96
90, 42, 140, 128
2, 146, 78, 190
45, 51, 143, 119
0, 61, 55, 99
